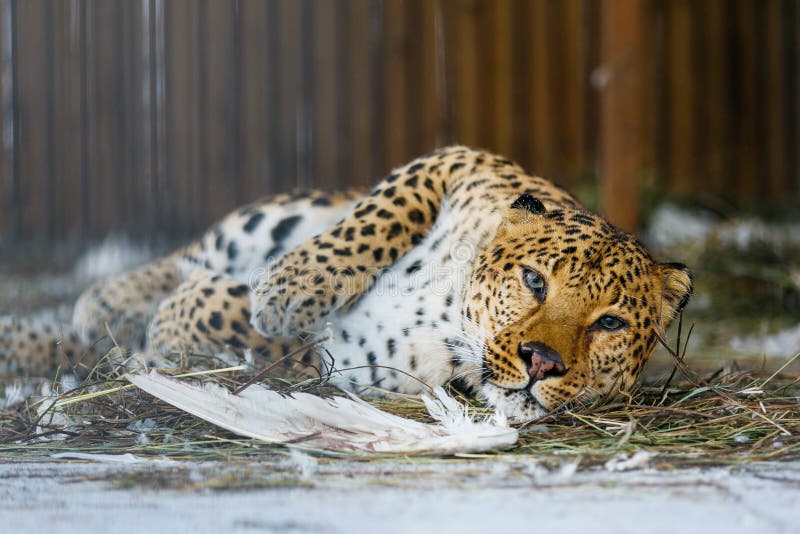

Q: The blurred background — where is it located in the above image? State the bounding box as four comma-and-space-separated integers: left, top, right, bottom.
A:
0, 0, 798, 368
0, 0, 797, 245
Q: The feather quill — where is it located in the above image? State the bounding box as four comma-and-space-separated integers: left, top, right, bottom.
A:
126, 371, 518, 454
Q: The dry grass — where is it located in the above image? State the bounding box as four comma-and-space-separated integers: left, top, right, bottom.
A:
1, 336, 799, 468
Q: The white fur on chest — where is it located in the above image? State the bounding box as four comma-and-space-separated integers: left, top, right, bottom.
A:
324, 205, 502, 394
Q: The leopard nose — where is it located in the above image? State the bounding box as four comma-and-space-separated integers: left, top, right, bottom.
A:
519, 342, 567, 382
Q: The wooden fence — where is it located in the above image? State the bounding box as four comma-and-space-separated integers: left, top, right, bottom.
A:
0, 0, 798, 250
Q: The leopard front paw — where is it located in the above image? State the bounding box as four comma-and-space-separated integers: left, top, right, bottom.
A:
251, 258, 374, 337
250, 264, 338, 337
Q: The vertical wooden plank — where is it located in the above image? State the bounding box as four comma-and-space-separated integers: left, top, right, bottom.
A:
148, 0, 169, 234
402, 0, 420, 156
194, 0, 209, 226
689, 0, 708, 196
15, 0, 50, 241
384, 0, 407, 169
638, 0, 658, 179
51, 0, 85, 241
752, 1, 768, 201
473, 0, 495, 151
94, 0, 114, 235
111, 0, 130, 233
704, 0, 728, 196
349, 0, 375, 185
139, 0, 153, 235
312, 0, 339, 187
454, 0, 478, 146
239, 0, 270, 201
83, 0, 123, 236
79, 0, 92, 236
404, 0, 435, 157
417, 0, 439, 153
599, 0, 646, 233
582, 0, 601, 176
368, 0, 387, 178
204, 0, 240, 221
492, 0, 512, 156
787, 0, 800, 199
735, 0, 758, 201
164, 0, 201, 235
298, 0, 314, 188
0, 0, 13, 244
122, 0, 147, 234
765, 0, 786, 200
332, 1, 351, 187
113, 0, 131, 232
231, 0, 244, 205
530, 0, 553, 175
561, 0, 585, 181
277, 0, 303, 187
508, 0, 528, 166
544, 0, 566, 180
436, 0, 457, 146
665, 0, 694, 196
264, 0, 284, 192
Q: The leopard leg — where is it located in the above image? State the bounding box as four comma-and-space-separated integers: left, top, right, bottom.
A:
0, 316, 99, 379
146, 270, 318, 375
71, 255, 184, 352
147, 270, 268, 358
3, 191, 356, 379
72, 190, 358, 353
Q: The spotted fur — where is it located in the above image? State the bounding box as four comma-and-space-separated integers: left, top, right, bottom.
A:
2, 147, 691, 421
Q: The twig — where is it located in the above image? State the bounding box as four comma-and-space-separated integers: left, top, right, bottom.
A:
55, 365, 246, 407
232, 336, 329, 395
760, 351, 800, 389
333, 364, 435, 394
659, 312, 694, 402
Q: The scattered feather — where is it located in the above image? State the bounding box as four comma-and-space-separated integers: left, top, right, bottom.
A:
50, 452, 150, 463
35, 382, 78, 440
604, 450, 655, 472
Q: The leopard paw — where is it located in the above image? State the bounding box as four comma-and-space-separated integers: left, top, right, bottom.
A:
250, 256, 368, 337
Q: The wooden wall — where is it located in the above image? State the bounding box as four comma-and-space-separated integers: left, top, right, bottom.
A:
0, 0, 797, 250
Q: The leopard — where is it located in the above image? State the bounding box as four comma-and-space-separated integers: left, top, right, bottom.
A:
0, 146, 692, 421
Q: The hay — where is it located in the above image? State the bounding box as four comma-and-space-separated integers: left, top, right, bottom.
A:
1, 342, 799, 467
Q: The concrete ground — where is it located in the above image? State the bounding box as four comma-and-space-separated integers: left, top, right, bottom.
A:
1, 456, 799, 534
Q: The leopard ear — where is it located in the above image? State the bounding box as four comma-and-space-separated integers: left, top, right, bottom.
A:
658, 262, 693, 323
510, 194, 546, 215
503, 194, 547, 228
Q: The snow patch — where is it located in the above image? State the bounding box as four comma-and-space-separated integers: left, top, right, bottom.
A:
604, 450, 655, 472
73, 236, 153, 282
731, 324, 800, 358
646, 204, 716, 254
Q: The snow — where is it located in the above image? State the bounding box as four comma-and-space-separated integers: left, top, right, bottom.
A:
646, 204, 717, 255
0, 458, 798, 534
72, 236, 155, 283
731, 324, 800, 358
646, 204, 800, 258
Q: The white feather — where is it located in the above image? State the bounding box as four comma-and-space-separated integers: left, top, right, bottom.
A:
126, 371, 518, 454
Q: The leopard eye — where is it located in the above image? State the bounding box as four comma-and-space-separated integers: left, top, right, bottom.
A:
595, 315, 626, 331
522, 268, 546, 300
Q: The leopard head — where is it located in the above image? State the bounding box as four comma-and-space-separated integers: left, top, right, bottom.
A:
464, 194, 693, 421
